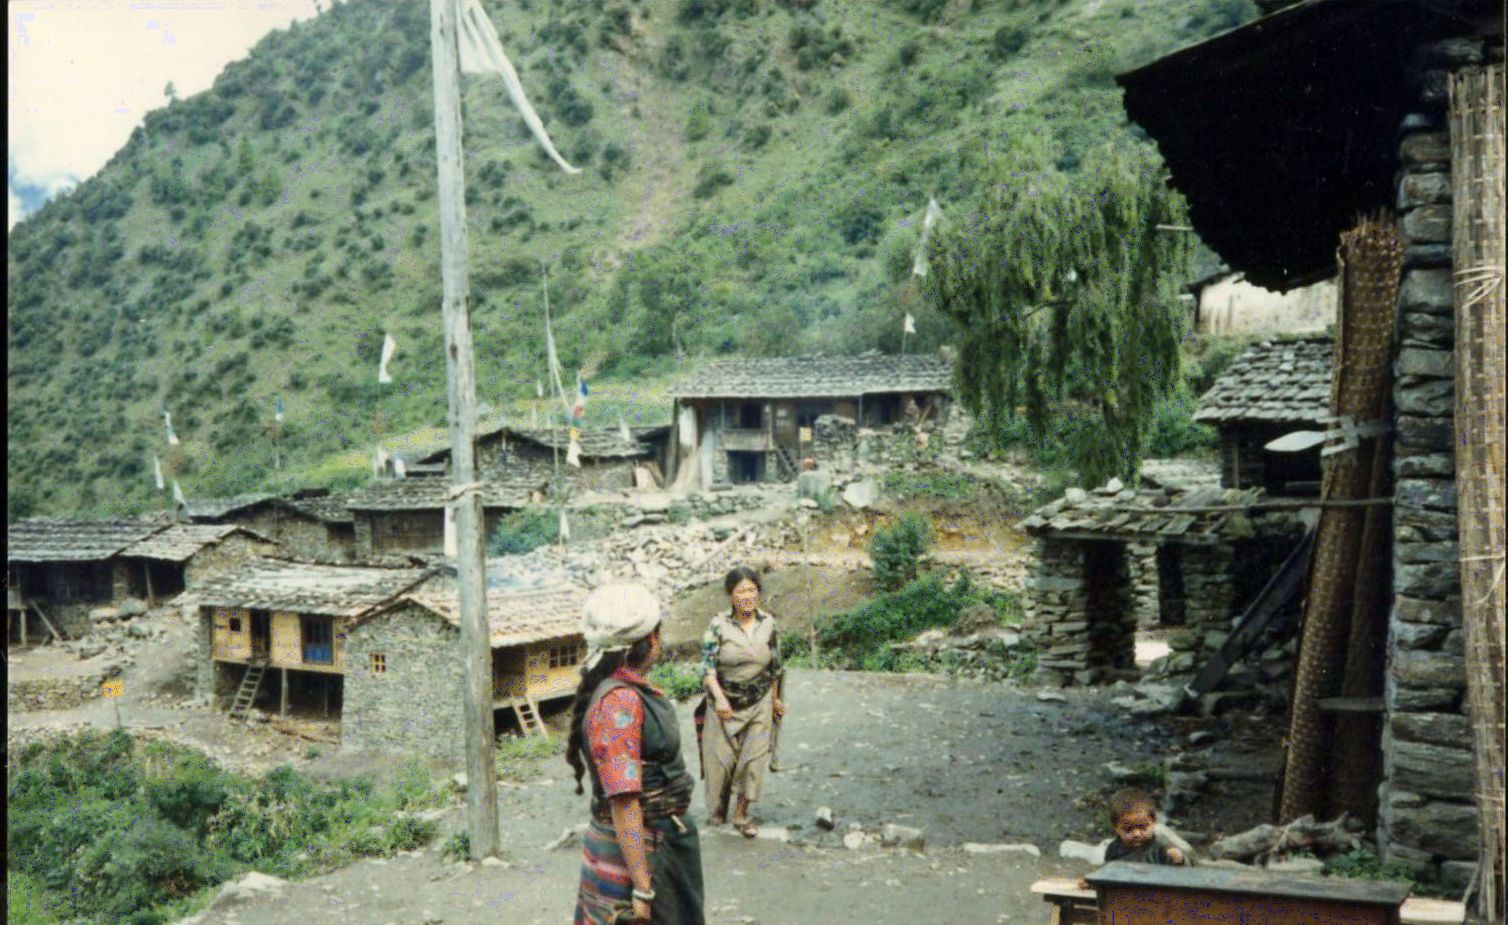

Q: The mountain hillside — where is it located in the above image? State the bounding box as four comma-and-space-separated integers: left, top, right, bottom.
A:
6, 0, 1256, 518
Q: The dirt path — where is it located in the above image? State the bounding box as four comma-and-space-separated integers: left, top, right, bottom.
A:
150, 669, 1278, 925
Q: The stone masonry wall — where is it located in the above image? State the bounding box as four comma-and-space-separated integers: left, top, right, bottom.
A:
194, 606, 214, 703
1376, 35, 1495, 890
183, 535, 278, 590
342, 606, 465, 762
1026, 538, 1134, 687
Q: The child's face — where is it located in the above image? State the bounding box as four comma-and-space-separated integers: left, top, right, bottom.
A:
1113, 807, 1156, 847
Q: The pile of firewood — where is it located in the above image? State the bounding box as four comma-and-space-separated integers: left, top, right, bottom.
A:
1207, 814, 1366, 867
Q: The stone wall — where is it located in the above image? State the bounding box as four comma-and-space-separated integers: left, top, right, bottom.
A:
1127, 542, 1161, 627
271, 513, 353, 564
183, 535, 278, 589
1026, 538, 1135, 687
341, 605, 465, 762
1376, 35, 1496, 888
194, 606, 214, 702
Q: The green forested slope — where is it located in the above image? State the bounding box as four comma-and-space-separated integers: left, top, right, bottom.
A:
6, 0, 1254, 518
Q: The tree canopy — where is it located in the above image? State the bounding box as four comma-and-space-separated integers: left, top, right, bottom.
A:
922, 142, 1193, 487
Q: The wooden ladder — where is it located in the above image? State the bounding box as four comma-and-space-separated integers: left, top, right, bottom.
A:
774, 444, 800, 481
511, 696, 548, 736
229, 663, 267, 720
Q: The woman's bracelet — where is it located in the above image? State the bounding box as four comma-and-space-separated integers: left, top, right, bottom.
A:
632, 886, 655, 903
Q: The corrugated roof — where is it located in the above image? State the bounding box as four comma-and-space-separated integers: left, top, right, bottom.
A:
343, 474, 541, 512
194, 558, 432, 616
7, 518, 171, 563
181, 493, 277, 522
122, 524, 273, 563
377, 585, 586, 648
1021, 483, 1264, 544
1193, 335, 1331, 426
670, 353, 953, 399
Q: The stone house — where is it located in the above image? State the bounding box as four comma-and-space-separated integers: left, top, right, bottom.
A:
1020, 483, 1302, 689
1193, 334, 1332, 496
418, 424, 670, 493
183, 490, 357, 563
343, 475, 541, 560
667, 353, 953, 487
118, 523, 279, 602
7, 518, 169, 640
193, 558, 434, 719
1118, 0, 1502, 895
343, 584, 586, 758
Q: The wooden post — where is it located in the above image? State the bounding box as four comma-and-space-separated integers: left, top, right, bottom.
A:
281, 667, 289, 716
430, 0, 499, 860
144, 566, 155, 609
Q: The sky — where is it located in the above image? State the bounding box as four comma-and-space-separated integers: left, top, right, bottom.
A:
7, 0, 324, 230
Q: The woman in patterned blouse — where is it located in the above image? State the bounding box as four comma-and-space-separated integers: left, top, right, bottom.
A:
698, 566, 785, 838
568, 583, 703, 925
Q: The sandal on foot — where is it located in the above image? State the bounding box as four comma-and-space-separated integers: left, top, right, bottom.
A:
734, 820, 758, 838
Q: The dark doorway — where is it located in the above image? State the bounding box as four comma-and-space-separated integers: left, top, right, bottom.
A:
250, 611, 271, 662
145, 562, 185, 600
1083, 541, 1133, 671
728, 451, 764, 484
737, 402, 764, 429
1155, 545, 1187, 627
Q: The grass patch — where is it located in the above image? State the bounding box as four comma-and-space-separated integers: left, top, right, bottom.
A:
494, 733, 563, 784
880, 469, 978, 503
6, 731, 447, 924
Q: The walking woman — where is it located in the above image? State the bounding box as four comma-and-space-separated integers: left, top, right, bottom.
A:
697, 566, 785, 838
569, 582, 704, 925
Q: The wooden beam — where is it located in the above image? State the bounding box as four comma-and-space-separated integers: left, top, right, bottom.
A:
430, 0, 498, 861
32, 602, 66, 644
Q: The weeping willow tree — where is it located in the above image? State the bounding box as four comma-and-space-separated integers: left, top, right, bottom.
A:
923, 142, 1193, 487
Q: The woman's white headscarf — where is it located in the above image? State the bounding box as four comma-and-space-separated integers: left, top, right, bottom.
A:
581, 581, 662, 670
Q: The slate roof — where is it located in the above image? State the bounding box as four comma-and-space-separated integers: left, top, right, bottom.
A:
670, 353, 953, 400
7, 518, 170, 563
1138, 458, 1223, 493
194, 558, 433, 616
122, 524, 273, 563
343, 474, 542, 512
181, 494, 277, 522
418, 425, 659, 465
1021, 482, 1264, 545
284, 495, 356, 525
1193, 334, 1332, 426
373, 585, 586, 648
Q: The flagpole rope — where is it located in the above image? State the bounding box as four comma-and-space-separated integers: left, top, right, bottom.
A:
446, 481, 487, 502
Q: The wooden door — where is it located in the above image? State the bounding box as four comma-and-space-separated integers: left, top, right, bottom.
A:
250, 612, 271, 661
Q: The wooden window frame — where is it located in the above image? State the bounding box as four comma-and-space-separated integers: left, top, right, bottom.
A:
370, 652, 386, 674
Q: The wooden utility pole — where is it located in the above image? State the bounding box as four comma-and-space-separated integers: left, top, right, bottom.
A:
429, 0, 498, 860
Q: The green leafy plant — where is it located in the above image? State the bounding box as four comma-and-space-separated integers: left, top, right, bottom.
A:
440, 832, 471, 864
495, 733, 563, 783
487, 509, 560, 556
647, 661, 705, 702
869, 512, 932, 590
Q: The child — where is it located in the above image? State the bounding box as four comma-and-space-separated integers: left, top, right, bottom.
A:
1103, 788, 1186, 866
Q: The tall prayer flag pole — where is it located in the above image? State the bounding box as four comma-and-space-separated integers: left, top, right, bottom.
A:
430, 0, 498, 860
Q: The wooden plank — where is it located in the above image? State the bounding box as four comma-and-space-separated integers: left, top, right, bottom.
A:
1086, 861, 1412, 906
1399, 897, 1465, 925
32, 602, 66, 644
1318, 696, 1385, 713
1033, 878, 1096, 901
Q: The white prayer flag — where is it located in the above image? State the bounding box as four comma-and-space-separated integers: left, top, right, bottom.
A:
153, 454, 165, 491
911, 196, 942, 277
393, 456, 407, 479
904, 313, 917, 335
374, 445, 389, 475
558, 508, 571, 541
457, 0, 581, 175
172, 480, 187, 506
444, 505, 458, 557
274, 396, 285, 423
535, 378, 544, 399
618, 416, 633, 444
566, 427, 583, 468
163, 408, 180, 446
378, 332, 397, 384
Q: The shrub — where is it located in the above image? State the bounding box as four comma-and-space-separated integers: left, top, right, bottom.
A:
991, 25, 1027, 60
691, 162, 735, 199
880, 470, 977, 503
1144, 388, 1217, 458
487, 509, 559, 556
869, 512, 932, 590
647, 662, 705, 702
814, 573, 966, 668
440, 832, 470, 863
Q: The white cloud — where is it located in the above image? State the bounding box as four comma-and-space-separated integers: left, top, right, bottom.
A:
8, 186, 21, 230
7, 0, 321, 204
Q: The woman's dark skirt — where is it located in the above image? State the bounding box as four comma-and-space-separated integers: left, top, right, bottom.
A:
574, 815, 704, 924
